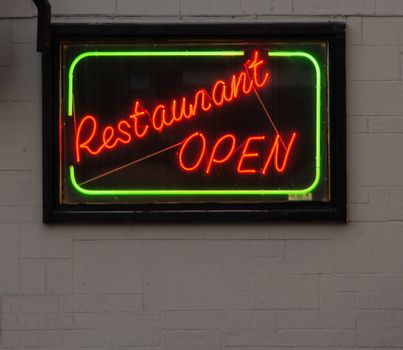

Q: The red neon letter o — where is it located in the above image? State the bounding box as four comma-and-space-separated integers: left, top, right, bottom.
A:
178, 132, 206, 172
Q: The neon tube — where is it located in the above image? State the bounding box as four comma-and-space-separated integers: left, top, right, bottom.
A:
268, 51, 321, 193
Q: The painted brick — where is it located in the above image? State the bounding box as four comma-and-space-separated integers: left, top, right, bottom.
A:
1, 205, 39, 224
0, 20, 11, 66
2, 296, 58, 313
370, 116, 403, 133
370, 187, 389, 203
358, 311, 403, 347
348, 116, 368, 133
64, 347, 161, 350
12, 18, 36, 43
223, 311, 275, 347
144, 241, 249, 310
287, 240, 333, 273
2, 4, 403, 350
334, 222, 403, 273
401, 47, 403, 76
375, 276, 403, 309
347, 46, 400, 81
346, 17, 362, 45
0, 331, 21, 347
181, 0, 241, 15
0, 101, 40, 120
320, 292, 357, 329
203, 224, 271, 239
349, 203, 388, 221
390, 188, 403, 220
349, 134, 403, 186
0, 0, 33, 17
249, 240, 286, 257
334, 231, 367, 274
241, 0, 292, 15
0, 224, 19, 293
117, 0, 180, 15
0, 66, 40, 101
20, 223, 72, 259
358, 292, 376, 309
46, 260, 72, 294
57, 330, 93, 347
293, 0, 375, 15
363, 18, 403, 45
46, 313, 92, 330
163, 311, 221, 330
20, 330, 64, 347
376, 0, 403, 15
0, 118, 40, 170
348, 81, 403, 116
349, 186, 369, 204
334, 274, 376, 292
0, 171, 40, 205
90, 311, 160, 331
20, 259, 46, 294
74, 240, 144, 294
59, 294, 143, 312
164, 330, 220, 350
276, 310, 321, 329
278, 329, 356, 347
1, 313, 46, 330
91, 322, 161, 347
249, 256, 286, 274
75, 348, 162, 350
268, 225, 335, 240
52, 0, 116, 15
11, 43, 40, 67
225, 347, 358, 350
0, 205, 41, 223
320, 275, 335, 292
250, 274, 319, 309
73, 223, 203, 240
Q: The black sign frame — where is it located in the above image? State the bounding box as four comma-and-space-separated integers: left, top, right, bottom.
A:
43, 23, 346, 223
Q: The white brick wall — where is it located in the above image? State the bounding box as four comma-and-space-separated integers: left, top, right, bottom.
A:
1, 0, 403, 348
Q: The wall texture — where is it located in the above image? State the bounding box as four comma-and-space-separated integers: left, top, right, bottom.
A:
1, 0, 403, 349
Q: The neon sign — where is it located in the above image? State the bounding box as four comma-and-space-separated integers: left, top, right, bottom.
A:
43, 23, 346, 222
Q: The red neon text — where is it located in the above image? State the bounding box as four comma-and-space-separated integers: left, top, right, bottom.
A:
237, 135, 266, 174
206, 134, 236, 174
75, 51, 269, 163
178, 132, 207, 171
178, 131, 297, 175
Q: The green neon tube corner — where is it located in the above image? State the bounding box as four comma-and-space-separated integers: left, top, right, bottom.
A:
67, 50, 245, 116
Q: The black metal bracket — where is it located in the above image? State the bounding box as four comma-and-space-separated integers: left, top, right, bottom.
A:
32, 0, 51, 52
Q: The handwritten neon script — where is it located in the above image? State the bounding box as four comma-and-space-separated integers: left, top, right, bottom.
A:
75, 51, 269, 163
178, 131, 297, 175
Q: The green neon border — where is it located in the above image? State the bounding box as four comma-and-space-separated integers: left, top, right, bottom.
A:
66, 50, 322, 196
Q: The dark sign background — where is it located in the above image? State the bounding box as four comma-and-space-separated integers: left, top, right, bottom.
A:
62, 42, 327, 204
